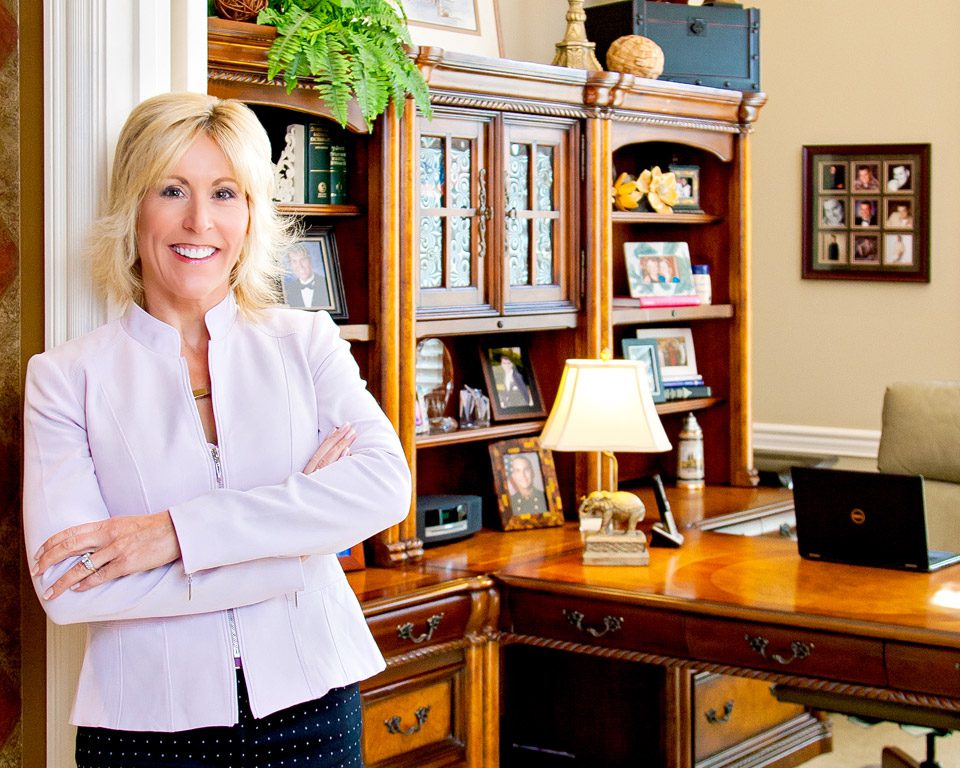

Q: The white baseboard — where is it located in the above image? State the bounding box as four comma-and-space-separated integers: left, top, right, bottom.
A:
752, 422, 880, 460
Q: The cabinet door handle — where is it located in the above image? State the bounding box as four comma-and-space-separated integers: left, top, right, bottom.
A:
397, 612, 444, 644
476, 168, 492, 261
384, 705, 431, 736
563, 609, 624, 638
705, 700, 734, 724
745, 634, 814, 665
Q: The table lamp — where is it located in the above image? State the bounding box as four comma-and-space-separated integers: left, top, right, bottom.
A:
539, 353, 674, 565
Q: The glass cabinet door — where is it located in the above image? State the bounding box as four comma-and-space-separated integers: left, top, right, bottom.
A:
416, 113, 494, 316
501, 118, 578, 312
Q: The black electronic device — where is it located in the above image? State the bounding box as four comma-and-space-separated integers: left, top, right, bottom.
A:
791, 466, 960, 572
416, 494, 483, 546
649, 474, 685, 548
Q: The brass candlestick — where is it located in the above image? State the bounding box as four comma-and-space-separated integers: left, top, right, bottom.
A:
552, 0, 602, 71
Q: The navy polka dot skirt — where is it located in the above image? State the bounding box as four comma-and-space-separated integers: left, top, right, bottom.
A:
76, 672, 363, 768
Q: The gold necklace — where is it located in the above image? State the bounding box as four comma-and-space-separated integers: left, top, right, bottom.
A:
192, 387, 211, 401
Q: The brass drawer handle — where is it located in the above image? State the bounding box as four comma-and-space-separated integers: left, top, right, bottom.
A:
745, 633, 814, 665
384, 706, 431, 736
397, 612, 445, 644
563, 609, 624, 638
705, 700, 734, 724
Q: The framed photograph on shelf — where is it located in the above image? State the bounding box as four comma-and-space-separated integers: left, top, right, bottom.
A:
621, 338, 666, 403
480, 344, 545, 421
803, 144, 929, 282
337, 543, 365, 571
635, 327, 699, 382
405, 0, 503, 58
488, 437, 564, 531
668, 164, 702, 212
623, 241, 698, 305
281, 226, 349, 319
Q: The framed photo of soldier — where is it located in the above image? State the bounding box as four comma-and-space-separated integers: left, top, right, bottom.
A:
803, 144, 929, 282
488, 437, 563, 531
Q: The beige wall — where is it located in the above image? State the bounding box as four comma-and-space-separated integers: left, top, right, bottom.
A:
503, 0, 960, 440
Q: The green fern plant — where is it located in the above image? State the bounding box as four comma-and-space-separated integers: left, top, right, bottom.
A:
258, 0, 432, 129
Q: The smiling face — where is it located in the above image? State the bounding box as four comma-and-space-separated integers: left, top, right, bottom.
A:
288, 247, 313, 282
137, 133, 250, 319
509, 455, 534, 495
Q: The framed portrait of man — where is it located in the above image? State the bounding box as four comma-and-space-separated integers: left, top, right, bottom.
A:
280, 226, 348, 319
488, 437, 563, 530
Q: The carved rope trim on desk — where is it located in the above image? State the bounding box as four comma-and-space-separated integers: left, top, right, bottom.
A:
383, 631, 495, 668
501, 631, 960, 713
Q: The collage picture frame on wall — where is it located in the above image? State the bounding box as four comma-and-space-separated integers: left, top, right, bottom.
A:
802, 143, 930, 282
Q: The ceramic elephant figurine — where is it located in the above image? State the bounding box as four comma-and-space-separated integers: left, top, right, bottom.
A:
577, 490, 646, 535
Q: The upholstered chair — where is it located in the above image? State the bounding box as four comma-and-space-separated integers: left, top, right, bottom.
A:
877, 380, 960, 552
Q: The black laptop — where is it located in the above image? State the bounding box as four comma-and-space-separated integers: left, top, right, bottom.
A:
791, 466, 960, 572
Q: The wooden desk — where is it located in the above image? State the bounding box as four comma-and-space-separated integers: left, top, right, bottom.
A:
495, 522, 960, 767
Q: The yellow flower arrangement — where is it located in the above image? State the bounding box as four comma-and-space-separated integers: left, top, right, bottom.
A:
638, 166, 679, 213
612, 172, 643, 211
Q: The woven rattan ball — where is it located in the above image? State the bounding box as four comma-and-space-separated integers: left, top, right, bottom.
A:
606, 35, 665, 79
214, 0, 268, 22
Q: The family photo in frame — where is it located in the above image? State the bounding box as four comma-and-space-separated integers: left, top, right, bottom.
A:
280, 226, 349, 318
634, 327, 699, 382
803, 144, 929, 282
624, 241, 698, 302
669, 164, 702, 212
488, 437, 564, 531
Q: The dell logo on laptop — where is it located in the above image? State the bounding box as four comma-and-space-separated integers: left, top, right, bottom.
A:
850, 508, 866, 525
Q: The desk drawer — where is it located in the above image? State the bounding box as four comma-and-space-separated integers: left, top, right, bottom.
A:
887, 643, 960, 698
687, 617, 885, 685
362, 666, 464, 767
367, 594, 473, 658
505, 589, 686, 655
694, 673, 804, 761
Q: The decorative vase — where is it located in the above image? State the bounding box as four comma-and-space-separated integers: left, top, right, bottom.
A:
606, 35, 665, 79
214, 0, 268, 23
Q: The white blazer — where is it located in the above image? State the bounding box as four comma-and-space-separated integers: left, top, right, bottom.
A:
23, 294, 411, 731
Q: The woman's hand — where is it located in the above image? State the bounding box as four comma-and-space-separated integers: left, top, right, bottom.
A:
303, 422, 357, 474
32, 511, 181, 600
32, 424, 356, 600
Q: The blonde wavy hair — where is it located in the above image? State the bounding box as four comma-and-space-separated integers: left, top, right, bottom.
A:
88, 92, 295, 315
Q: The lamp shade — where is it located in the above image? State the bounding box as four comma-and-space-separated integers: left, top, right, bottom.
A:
540, 358, 672, 453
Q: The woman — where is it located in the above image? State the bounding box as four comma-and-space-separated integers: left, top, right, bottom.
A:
23, 92, 411, 766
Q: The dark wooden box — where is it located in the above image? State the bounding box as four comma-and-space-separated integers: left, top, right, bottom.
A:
585, 1, 760, 92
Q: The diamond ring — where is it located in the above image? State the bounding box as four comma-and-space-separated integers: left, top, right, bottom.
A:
80, 553, 97, 573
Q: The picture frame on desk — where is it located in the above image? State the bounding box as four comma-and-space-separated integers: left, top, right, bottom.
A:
635, 327, 699, 382
480, 343, 546, 421
337, 543, 365, 571
621, 338, 666, 403
405, 0, 503, 58
803, 144, 929, 282
281, 226, 349, 320
489, 437, 564, 531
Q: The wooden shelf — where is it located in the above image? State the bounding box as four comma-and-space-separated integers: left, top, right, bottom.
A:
656, 397, 721, 416
612, 210, 721, 225
416, 420, 545, 448
277, 203, 362, 217
613, 303, 734, 326
337, 324, 373, 342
